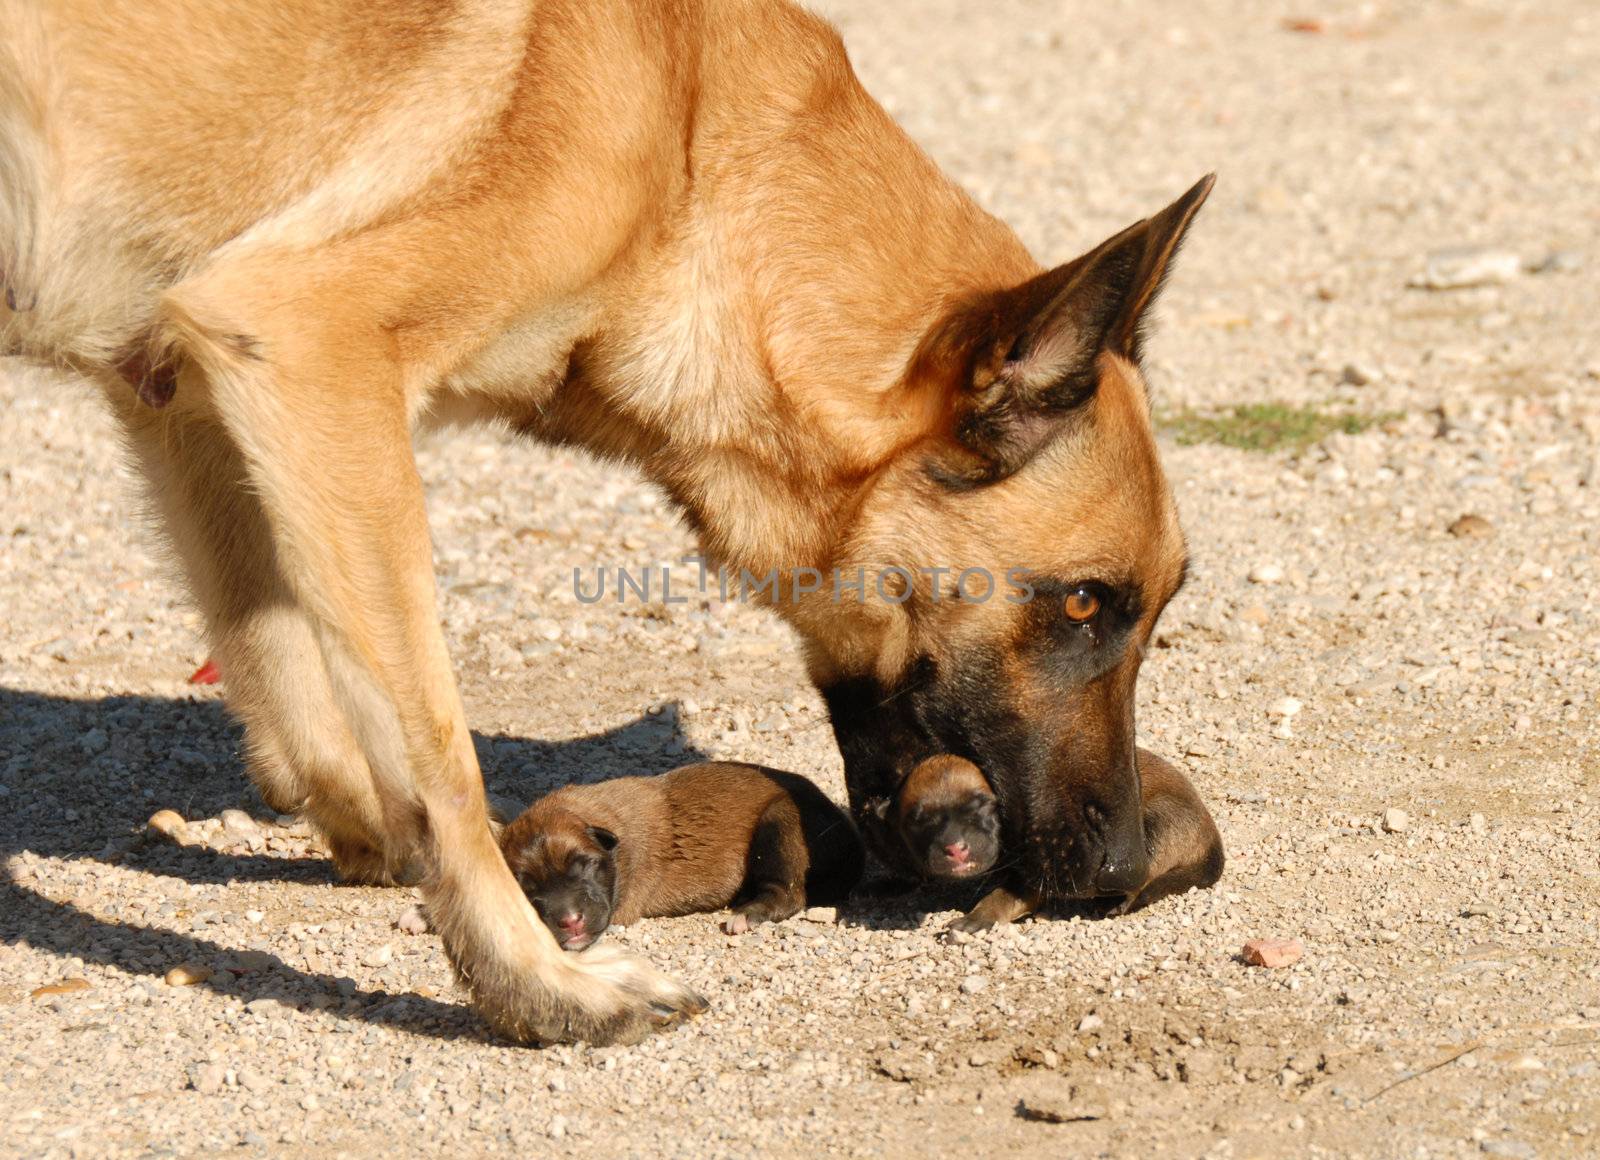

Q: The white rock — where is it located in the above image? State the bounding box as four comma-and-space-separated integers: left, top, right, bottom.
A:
959, 975, 989, 995
1469, 812, 1489, 836
1410, 246, 1522, 290
1382, 808, 1409, 833
1269, 697, 1303, 718
364, 944, 393, 968
219, 809, 260, 837
1077, 1013, 1104, 1033
1248, 563, 1285, 585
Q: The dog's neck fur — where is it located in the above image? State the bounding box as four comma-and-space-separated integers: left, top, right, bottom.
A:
571, 7, 1039, 675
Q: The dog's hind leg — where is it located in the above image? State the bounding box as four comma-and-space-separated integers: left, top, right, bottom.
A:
111, 391, 405, 883
151, 237, 702, 1045
727, 797, 810, 933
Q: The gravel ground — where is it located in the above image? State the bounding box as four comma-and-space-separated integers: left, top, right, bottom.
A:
3, 1, 1599, 1156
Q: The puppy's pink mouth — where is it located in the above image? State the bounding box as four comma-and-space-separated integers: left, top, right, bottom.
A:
558, 932, 595, 951
945, 860, 980, 876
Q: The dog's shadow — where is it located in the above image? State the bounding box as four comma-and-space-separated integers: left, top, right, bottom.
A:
0, 686, 721, 1044
0, 686, 1029, 1041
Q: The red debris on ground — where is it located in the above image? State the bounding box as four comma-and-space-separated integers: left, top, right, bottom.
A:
188, 658, 221, 685
1242, 938, 1304, 968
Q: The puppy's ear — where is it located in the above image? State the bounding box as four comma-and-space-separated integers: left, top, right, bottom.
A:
586, 826, 620, 853
918, 175, 1215, 484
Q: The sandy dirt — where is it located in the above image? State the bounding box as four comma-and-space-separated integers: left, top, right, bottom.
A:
2, 1, 1598, 1157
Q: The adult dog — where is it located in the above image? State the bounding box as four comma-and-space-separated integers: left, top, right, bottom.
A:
1, 0, 1223, 1043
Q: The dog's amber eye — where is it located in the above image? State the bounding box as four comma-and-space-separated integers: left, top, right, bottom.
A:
1064, 588, 1101, 622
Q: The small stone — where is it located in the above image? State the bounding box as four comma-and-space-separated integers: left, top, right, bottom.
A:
395, 905, 429, 935
1248, 563, 1285, 585
237, 1068, 272, 1094
219, 809, 260, 838
1448, 514, 1494, 538
959, 975, 989, 995
245, 910, 265, 924
1269, 696, 1303, 718
531, 618, 563, 642
1077, 1012, 1104, 1033
364, 944, 393, 968
1529, 250, 1582, 275
547, 1116, 569, 1140
1017, 1082, 1108, 1123
1469, 812, 1489, 836
1340, 362, 1377, 386
1410, 246, 1522, 290
1241, 938, 1304, 968
165, 963, 213, 987
30, 977, 91, 998
190, 1062, 227, 1095
1382, 808, 1410, 833
147, 809, 187, 841
802, 906, 838, 924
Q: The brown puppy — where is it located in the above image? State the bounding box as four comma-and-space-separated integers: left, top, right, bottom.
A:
499, 764, 864, 950
868, 756, 1001, 881
949, 748, 1225, 932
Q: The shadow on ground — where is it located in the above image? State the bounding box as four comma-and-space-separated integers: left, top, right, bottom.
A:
0, 686, 986, 1040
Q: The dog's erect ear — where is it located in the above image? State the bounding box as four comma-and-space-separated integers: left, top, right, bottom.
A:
585, 826, 620, 853
922, 175, 1214, 484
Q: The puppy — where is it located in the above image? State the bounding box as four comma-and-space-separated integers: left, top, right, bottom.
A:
870, 756, 1000, 880
499, 763, 863, 950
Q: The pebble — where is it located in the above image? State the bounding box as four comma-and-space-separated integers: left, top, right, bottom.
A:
219, 808, 260, 838
1448, 513, 1494, 538
1248, 563, 1284, 585
1077, 1013, 1104, 1033
1340, 362, 1378, 386
1241, 938, 1304, 968
1469, 813, 1489, 836
164, 963, 213, 987
364, 944, 394, 968
802, 906, 838, 924
1383, 808, 1410, 833
189, 1062, 227, 1095
146, 809, 187, 841
1410, 246, 1523, 290
30, 978, 91, 999
959, 975, 989, 995
1017, 1081, 1108, 1123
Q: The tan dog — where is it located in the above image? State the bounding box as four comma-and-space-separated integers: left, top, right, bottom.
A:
1, 0, 1222, 1044
498, 763, 864, 950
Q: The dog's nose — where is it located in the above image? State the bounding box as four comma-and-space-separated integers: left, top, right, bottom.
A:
1093, 850, 1147, 897
944, 841, 971, 866
558, 913, 586, 936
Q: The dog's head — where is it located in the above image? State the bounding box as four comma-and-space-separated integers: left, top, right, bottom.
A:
871, 755, 1001, 880
499, 803, 620, 952
800, 177, 1211, 905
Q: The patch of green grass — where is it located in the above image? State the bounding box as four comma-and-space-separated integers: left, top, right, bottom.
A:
1159, 402, 1399, 453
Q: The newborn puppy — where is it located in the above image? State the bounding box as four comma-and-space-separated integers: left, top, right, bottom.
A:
871, 755, 1000, 880
499, 762, 864, 950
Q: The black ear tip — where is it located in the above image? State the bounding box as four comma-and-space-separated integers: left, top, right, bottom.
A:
1176, 173, 1217, 216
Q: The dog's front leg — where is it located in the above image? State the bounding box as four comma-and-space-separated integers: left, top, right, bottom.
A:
154, 247, 703, 1045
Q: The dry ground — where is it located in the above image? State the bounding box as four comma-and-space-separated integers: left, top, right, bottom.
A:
2, 1, 1598, 1157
